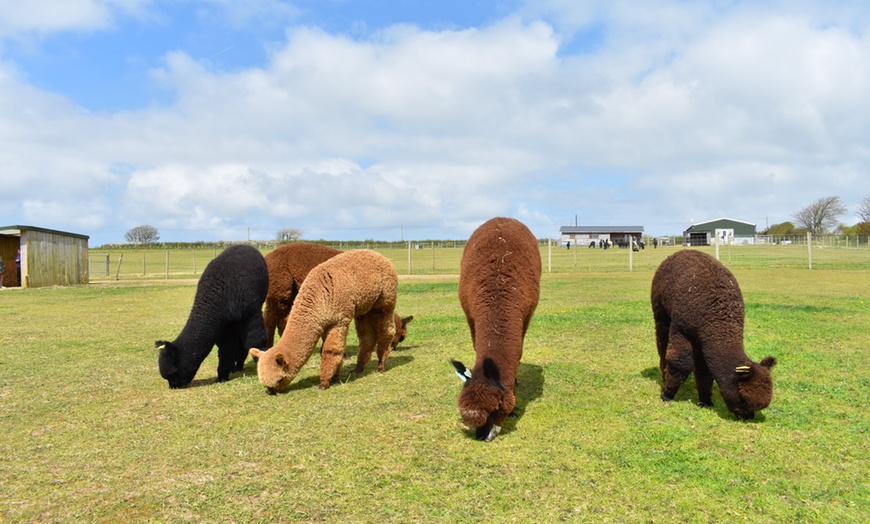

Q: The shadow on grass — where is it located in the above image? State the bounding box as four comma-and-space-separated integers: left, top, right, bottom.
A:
640, 366, 766, 422
483, 362, 545, 439
240, 343, 415, 394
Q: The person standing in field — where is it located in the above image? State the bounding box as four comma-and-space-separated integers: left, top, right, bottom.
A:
15, 248, 20, 286
0, 256, 6, 288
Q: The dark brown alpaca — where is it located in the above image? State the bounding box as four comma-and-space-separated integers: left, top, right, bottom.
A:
651, 249, 776, 419
451, 217, 541, 441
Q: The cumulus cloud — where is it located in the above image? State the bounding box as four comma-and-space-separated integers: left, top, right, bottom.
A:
1, 1, 869, 243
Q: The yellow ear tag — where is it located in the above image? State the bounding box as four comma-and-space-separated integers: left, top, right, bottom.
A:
735, 365, 751, 373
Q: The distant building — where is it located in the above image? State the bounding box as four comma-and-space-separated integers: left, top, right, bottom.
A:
559, 225, 645, 247
0, 225, 89, 288
683, 218, 757, 246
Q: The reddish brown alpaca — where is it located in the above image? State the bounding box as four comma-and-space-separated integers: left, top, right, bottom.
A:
651, 249, 776, 419
451, 217, 541, 441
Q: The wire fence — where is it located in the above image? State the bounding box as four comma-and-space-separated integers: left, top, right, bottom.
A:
87, 235, 870, 282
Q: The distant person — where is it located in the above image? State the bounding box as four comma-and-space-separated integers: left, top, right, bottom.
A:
653, 238, 658, 249
566, 241, 571, 250
15, 248, 21, 286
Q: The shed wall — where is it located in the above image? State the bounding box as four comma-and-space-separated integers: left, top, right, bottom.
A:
22, 230, 89, 287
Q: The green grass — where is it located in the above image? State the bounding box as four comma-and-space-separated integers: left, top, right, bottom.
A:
88, 242, 870, 281
1, 269, 868, 522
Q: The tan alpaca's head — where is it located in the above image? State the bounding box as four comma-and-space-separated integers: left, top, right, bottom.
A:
249, 348, 292, 394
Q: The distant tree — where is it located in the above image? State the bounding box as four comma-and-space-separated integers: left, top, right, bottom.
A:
792, 196, 847, 235
125, 225, 160, 243
763, 221, 796, 235
276, 227, 302, 242
858, 196, 870, 223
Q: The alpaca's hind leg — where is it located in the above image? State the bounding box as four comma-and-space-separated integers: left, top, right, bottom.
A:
692, 350, 714, 407
353, 315, 377, 373
661, 328, 694, 401
319, 323, 349, 389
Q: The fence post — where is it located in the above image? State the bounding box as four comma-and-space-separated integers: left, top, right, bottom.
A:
193, 251, 197, 275
115, 253, 123, 281
166, 250, 169, 279
807, 232, 813, 269
431, 242, 435, 271
407, 241, 411, 275
142, 252, 146, 276
548, 239, 552, 273
629, 238, 633, 271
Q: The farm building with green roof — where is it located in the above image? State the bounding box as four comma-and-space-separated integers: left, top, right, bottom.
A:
683, 218, 757, 246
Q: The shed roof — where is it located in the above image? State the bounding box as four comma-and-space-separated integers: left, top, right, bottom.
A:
689, 217, 755, 227
560, 226, 645, 234
0, 225, 90, 240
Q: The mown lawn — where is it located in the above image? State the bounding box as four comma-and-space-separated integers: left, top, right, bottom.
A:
0, 268, 867, 522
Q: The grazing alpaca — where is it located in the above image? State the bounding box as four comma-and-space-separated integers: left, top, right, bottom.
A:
392, 314, 414, 350
264, 243, 413, 351
451, 217, 541, 441
263, 242, 342, 347
651, 249, 776, 419
156, 244, 269, 388
249, 250, 398, 393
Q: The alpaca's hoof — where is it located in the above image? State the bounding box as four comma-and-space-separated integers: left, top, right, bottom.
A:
661, 393, 674, 402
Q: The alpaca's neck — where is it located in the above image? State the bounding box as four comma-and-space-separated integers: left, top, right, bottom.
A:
173, 313, 223, 363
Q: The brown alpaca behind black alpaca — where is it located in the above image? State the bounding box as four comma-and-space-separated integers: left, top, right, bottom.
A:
451, 217, 541, 441
651, 249, 776, 419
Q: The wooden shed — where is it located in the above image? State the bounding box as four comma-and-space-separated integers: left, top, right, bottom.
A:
0, 225, 90, 288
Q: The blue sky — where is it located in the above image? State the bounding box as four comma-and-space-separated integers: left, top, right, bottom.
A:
2, 0, 869, 245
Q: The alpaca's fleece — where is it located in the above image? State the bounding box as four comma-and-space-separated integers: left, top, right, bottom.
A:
263, 243, 342, 347
157, 244, 268, 388
651, 249, 777, 419
249, 250, 398, 393
453, 217, 541, 441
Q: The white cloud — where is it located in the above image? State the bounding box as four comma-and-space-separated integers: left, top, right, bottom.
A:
2, 1, 870, 242
0, 0, 149, 38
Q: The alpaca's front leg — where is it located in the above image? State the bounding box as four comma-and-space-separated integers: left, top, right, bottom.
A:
372, 310, 397, 372
353, 315, 377, 373
319, 323, 348, 389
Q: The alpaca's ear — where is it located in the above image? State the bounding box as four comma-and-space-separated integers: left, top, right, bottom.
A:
249, 348, 264, 359
760, 356, 777, 369
451, 360, 471, 382
155, 340, 169, 351
275, 353, 291, 370
402, 315, 414, 326
483, 358, 506, 391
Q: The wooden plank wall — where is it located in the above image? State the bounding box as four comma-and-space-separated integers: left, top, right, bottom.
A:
22, 230, 89, 288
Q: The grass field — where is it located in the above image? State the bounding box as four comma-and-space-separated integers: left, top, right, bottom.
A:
87, 242, 870, 281
1, 265, 868, 522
